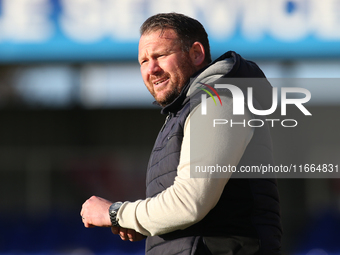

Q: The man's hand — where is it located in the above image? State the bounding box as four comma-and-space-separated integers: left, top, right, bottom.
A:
81, 196, 146, 241
111, 226, 146, 242
81, 196, 112, 228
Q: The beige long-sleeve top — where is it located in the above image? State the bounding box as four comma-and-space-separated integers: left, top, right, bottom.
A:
116, 90, 254, 237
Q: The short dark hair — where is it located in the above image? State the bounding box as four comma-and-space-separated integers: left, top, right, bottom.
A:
140, 13, 212, 64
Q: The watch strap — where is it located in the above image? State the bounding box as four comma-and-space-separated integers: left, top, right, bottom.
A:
109, 202, 123, 227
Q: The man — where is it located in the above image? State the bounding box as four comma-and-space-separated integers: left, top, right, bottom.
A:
81, 13, 282, 255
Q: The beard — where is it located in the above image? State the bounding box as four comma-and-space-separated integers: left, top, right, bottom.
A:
155, 83, 182, 107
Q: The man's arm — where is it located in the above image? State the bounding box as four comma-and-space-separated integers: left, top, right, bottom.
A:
116, 96, 254, 236
81, 96, 254, 237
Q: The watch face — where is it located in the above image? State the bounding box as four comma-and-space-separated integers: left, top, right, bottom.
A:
110, 202, 122, 212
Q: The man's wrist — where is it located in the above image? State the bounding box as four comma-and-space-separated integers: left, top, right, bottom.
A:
109, 202, 123, 226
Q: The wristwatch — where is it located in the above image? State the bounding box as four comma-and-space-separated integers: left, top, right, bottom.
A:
109, 202, 123, 226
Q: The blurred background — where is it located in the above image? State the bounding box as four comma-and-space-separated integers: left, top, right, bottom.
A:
0, 0, 340, 254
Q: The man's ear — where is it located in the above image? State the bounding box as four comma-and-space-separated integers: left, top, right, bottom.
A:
189, 42, 206, 68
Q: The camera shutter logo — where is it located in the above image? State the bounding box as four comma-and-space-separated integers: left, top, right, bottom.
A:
198, 82, 223, 115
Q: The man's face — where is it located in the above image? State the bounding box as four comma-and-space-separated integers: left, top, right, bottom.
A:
138, 29, 197, 107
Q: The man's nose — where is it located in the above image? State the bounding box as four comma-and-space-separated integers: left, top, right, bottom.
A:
148, 60, 161, 75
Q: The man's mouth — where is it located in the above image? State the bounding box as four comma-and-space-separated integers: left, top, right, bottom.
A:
154, 77, 169, 86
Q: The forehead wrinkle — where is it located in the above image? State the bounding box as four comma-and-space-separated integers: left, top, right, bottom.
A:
145, 28, 178, 39
140, 29, 180, 50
